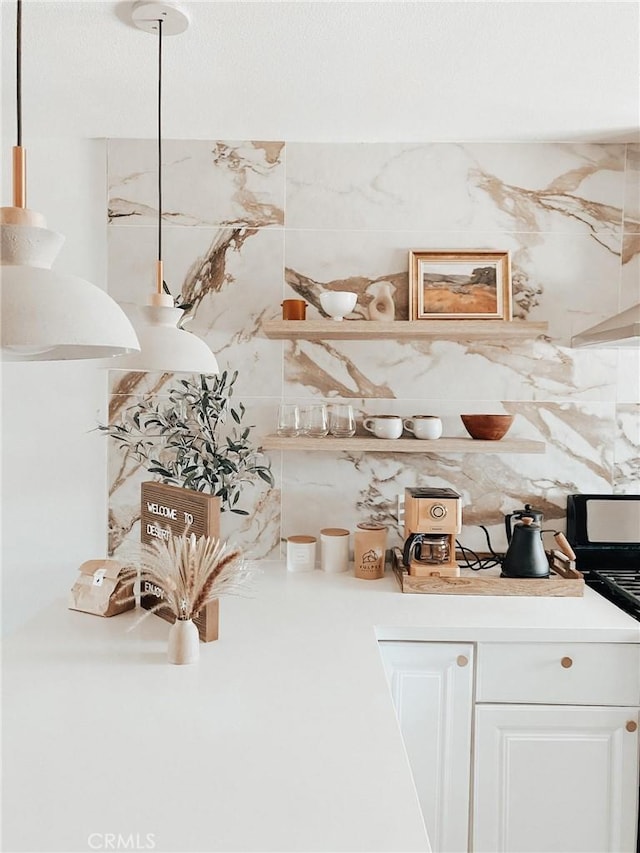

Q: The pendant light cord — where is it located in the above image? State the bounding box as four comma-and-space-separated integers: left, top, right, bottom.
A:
157, 16, 163, 265
12, 0, 26, 209
16, 0, 22, 146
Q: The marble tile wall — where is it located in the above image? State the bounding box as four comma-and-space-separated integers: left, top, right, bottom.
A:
107, 140, 639, 560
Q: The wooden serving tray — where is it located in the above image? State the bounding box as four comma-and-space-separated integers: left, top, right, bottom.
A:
391, 549, 584, 597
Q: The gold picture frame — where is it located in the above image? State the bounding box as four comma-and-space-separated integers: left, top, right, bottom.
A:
409, 250, 512, 320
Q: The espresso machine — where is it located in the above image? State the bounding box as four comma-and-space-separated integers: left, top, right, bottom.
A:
402, 487, 462, 577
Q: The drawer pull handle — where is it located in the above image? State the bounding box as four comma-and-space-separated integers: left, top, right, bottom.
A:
456, 655, 469, 667
560, 656, 573, 668
626, 721, 638, 733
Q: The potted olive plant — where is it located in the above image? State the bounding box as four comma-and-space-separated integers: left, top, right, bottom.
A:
101, 371, 272, 645
100, 371, 274, 516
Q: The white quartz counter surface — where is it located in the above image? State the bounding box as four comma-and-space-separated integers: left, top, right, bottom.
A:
3, 562, 640, 853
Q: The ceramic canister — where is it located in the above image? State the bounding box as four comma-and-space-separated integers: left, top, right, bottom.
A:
320, 528, 350, 573
353, 522, 387, 579
286, 535, 317, 572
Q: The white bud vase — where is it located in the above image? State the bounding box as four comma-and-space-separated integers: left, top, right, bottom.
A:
167, 618, 200, 665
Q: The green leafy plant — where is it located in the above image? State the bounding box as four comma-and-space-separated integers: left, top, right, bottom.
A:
100, 371, 274, 515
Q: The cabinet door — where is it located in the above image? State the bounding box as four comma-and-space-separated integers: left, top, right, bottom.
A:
379, 642, 474, 853
473, 704, 639, 853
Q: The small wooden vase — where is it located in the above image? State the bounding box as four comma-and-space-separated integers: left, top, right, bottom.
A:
167, 618, 200, 665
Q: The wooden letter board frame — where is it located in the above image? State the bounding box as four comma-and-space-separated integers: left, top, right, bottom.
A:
140, 482, 221, 642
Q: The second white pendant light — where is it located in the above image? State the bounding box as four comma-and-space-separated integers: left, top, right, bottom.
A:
115, 1, 219, 375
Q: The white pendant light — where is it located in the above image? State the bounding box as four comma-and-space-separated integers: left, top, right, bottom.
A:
114, 1, 219, 375
0, 0, 140, 362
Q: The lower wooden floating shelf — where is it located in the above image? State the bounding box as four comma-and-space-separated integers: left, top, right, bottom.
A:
261, 434, 546, 454
391, 549, 584, 597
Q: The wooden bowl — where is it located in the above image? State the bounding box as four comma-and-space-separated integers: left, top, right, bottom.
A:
461, 414, 514, 441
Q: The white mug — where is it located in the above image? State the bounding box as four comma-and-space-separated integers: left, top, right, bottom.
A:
362, 415, 403, 440
404, 416, 443, 440
320, 528, 350, 573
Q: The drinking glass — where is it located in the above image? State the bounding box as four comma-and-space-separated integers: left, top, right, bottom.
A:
299, 403, 329, 437
277, 404, 300, 437
329, 404, 356, 437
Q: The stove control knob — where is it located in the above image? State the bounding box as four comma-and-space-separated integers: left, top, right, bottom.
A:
560, 657, 573, 668
626, 721, 638, 733
430, 504, 447, 520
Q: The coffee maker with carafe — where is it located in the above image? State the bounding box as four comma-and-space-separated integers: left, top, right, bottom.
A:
502, 503, 550, 578
402, 487, 462, 577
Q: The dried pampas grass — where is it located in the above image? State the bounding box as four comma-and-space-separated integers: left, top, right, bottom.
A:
118, 532, 251, 623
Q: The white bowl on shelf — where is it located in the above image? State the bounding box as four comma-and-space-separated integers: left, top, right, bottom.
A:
319, 291, 357, 321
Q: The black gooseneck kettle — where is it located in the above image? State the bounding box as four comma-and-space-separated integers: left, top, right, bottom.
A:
502, 504, 550, 578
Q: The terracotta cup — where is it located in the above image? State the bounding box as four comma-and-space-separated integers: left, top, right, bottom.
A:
282, 299, 307, 320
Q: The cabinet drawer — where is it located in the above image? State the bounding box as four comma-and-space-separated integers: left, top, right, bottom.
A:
477, 643, 640, 705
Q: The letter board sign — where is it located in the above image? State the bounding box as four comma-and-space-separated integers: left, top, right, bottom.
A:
139, 482, 221, 642
140, 481, 220, 544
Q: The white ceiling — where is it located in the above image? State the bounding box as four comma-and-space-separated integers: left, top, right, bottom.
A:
1, 0, 639, 143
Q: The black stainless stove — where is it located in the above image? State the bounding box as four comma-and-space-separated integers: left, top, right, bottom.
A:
566, 494, 640, 853
591, 569, 640, 621
566, 494, 640, 621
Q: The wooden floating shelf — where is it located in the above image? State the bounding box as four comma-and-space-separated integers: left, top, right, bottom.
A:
261, 435, 546, 455
262, 319, 549, 342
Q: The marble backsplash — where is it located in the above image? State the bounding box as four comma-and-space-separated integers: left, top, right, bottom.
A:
107, 140, 639, 561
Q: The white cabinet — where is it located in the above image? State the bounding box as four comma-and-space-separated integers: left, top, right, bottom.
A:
379, 640, 640, 853
476, 642, 640, 706
473, 704, 640, 853
379, 641, 474, 853
474, 641, 640, 853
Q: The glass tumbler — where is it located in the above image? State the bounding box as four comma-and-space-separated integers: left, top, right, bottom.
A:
329, 404, 356, 437
277, 404, 300, 437
299, 403, 328, 438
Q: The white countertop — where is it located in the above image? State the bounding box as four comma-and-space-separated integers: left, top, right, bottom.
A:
3, 563, 640, 853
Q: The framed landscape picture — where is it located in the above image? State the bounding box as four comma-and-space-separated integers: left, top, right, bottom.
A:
409, 250, 512, 320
